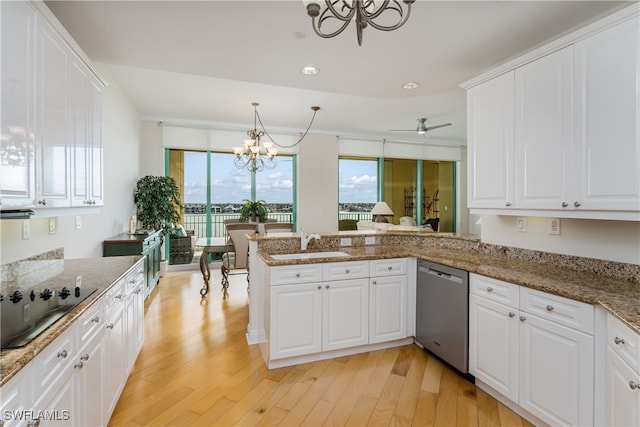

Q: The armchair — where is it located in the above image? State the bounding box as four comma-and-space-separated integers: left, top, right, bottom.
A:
221, 223, 257, 295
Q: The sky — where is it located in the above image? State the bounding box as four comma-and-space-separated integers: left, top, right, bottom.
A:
181, 152, 377, 204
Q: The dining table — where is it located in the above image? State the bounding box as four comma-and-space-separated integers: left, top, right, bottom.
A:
195, 237, 232, 297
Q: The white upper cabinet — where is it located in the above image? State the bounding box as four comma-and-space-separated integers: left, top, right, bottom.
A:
573, 17, 640, 212
462, 5, 639, 220
0, 0, 105, 211
515, 47, 573, 210
467, 72, 515, 209
0, 0, 36, 209
35, 14, 71, 208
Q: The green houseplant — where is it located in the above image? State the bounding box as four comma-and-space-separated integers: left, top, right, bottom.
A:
239, 199, 267, 222
133, 175, 183, 236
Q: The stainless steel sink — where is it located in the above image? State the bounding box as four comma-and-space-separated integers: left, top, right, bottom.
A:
270, 251, 350, 260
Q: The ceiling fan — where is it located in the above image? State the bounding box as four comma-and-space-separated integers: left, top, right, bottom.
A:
390, 118, 452, 135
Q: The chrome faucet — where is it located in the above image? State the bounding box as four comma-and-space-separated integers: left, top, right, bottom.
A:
300, 228, 321, 250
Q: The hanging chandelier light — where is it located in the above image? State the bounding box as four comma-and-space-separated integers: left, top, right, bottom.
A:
232, 102, 320, 173
305, 0, 416, 46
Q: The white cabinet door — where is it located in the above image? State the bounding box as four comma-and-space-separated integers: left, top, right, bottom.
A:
606, 347, 640, 427
574, 17, 640, 212
0, 370, 31, 427
0, 0, 36, 209
369, 275, 407, 344
104, 306, 126, 419
515, 47, 573, 210
467, 71, 515, 209
31, 363, 75, 426
75, 331, 106, 427
270, 282, 322, 359
469, 294, 519, 402
34, 15, 70, 208
323, 278, 369, 352
519, 313, 594, 426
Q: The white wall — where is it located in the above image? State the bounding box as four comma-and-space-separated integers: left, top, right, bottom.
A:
481, 215, 640, 265
0, 68, 142, 263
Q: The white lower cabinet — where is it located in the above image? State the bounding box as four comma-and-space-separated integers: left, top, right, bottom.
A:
605, 313, 640, 426
469, 273, 594, 426
369, 274, 407, 344
268, 258, 409, 363
0, 259, 144, 427
271, 281, 323, 359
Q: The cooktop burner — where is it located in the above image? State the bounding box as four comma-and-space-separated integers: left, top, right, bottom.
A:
1, 286, 98, 349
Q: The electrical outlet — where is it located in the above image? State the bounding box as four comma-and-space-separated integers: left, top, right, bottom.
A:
516, 217, 526, 233
49, 217, 56, 234
548, 218, 561, 235
340, 237, 352, 247
365, 236, 376, 245
22, 220, 30, 240
75, 215, 82, 230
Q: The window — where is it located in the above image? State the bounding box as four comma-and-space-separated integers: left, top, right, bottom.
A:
338, 157, 377, 221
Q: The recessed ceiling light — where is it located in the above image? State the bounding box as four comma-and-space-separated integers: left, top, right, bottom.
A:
402, 82, 420, 90
301, 66, 319, 76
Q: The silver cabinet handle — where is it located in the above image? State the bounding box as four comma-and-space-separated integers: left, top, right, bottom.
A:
372, 280, 377, 285
486, 287, 493, 292
614, 337, 626, 345
345, 269, 350, 274
519, 315, 526, 322
508, 312, 515, 318
57, 350, 68, 359
91, 316, 100, 323
546, 305, 554, 312
81, 353, 90, 362
561, 202, 568, 208
505, 202, 511, 207
317, 285, 321, 290
387, 266, 392, 270
74, 361, 84, 370
107, 323, 114, 329
115, 294, 123, 300
325, 285, 329, 289
296, 273, 300, 278
629, 381, 638, 391
134, 287, 142, 294
574, 201, 581, 207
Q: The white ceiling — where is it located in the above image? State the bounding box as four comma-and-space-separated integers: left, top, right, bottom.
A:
45, 0, 628, 146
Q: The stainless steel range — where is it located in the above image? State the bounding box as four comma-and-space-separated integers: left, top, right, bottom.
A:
1, 286, 97, 349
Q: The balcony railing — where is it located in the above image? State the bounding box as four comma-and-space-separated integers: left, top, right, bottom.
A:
183, 212, 372, 239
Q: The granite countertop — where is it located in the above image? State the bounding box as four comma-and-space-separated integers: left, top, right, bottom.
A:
0, 256, 142, 387
259, 244, 640, 334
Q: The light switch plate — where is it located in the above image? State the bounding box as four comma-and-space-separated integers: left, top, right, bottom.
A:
340, 238, 352, 246
22, 220, 30, 240
516, 217, 526, 233
75, 215, 82, 230
49, 217, 56, 234
365, 236, 376, 245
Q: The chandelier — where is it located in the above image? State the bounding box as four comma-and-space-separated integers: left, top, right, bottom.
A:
305, 0, 415, 46
232, 103, 320, 172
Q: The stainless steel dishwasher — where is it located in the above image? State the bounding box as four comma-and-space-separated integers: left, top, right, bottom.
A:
416, 260, 469, 374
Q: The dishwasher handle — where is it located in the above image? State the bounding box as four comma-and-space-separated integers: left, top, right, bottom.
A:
419, 266, 464, 284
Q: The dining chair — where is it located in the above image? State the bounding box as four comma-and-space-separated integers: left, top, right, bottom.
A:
221, 223, 257, 296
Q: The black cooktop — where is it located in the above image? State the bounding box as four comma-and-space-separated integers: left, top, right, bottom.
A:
1, 286, 98, 349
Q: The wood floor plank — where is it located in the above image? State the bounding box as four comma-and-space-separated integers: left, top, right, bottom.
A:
108, 270, 532, 427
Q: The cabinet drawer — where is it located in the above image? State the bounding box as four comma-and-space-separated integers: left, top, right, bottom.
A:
520, 287, 594, 334
77, 298, 104, 346
104, 279, 125, 314
369, 258, 407, 277
271, 264, 323, 285
470, 273, 519, 308
607, 313, 640, 372
323, 260, 369, 281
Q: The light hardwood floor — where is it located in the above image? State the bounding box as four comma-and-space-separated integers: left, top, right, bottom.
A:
109, 268, 534, 426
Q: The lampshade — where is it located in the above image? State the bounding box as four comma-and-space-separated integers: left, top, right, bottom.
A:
370, 201, 394, 216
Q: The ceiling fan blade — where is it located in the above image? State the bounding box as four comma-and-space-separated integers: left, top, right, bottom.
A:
389, 129, 417, 132
424, 123, 452, 132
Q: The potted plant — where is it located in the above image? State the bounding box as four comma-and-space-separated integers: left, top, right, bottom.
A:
134, 176, 183, 275
239, 199, 267, 222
